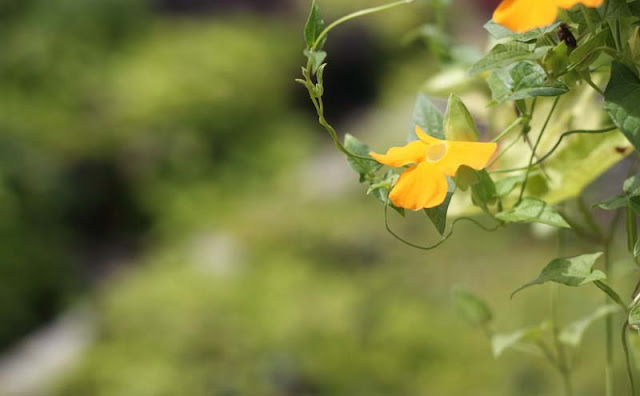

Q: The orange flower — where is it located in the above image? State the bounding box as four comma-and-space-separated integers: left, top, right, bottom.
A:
370, 126, 497, 211
493, 0, 603, 33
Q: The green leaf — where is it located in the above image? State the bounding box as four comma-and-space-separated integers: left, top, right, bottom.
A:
488, 61, 569, 104
443, 94, 479, 141
604, 62, 640, 152
411, 93, 444, 139
452, 288, 492, 327
454, 165, 479, 192
303, 50, 327, 74
543, 42, 568, 77
595, 175, 640, 210
603, 0, 633, 19
469, 42, 549, 75
496, 197, 570, 228
304, 0, 326, 50
424, 178, 455, 236
635, 238, 640, 257
597, 194, 629, 210
624, 174, 640, 195
492, 323, 548, 358
344, 134, 381, 182
483, 20, 560, 42
471, 169, 497, 209
366, 171, 405, 217
495, 174, 526, 197
568, 29, 610, 70
512, 252, 605, 298
559, 305, 620, 347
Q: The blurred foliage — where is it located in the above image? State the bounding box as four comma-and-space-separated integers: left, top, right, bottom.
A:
0, 0, 312, 349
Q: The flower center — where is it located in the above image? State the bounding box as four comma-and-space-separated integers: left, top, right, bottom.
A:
425, 142, 448, 163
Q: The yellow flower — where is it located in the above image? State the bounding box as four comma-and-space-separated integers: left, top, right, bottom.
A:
493, 0, 603, 33
370, 126, 497, 211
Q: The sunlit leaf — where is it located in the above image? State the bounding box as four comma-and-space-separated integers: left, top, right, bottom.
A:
488, 61, 568, 104
469, 43, 549, 75
496, 197, 570, 228
512, 253, 605, 298
443, 94, 479, 141
483, 20, 560, 42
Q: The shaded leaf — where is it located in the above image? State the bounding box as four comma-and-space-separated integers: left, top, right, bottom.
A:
496, 197, 570, 228
344, 134, 381, 182
604, 62, 640, 152
425, 178, 455, 236
568, 29, 610, 70
512, 253, 605, 298
452, 288, 492, 327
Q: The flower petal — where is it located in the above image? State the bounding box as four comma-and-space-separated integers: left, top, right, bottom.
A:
370, 140, 426, 168
414, 125, 441, 145
436, 141, 497, 177
493, 0, 558, 33
388, 162, 448, 210
557, 0, 603, 8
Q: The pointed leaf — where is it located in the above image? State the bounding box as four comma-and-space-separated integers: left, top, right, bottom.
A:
443, 94, 479, 141
411, 93, 444, 139
559, 305, 620, 347
304, 0, 326, 50
425, 178, 455, 236
512, 253, 605, 298
492, 323, 548, 358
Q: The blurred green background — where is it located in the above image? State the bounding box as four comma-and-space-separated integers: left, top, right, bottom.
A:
0, 0, 634, 395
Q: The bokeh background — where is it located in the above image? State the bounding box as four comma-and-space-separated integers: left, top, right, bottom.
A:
0, 0, 635, 395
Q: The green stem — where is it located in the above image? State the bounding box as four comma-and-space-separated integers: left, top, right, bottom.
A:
487, 131, 522, 168
491, 117, 523, 143
622, 321, 637, 396
312, 0, 414, 51
627, 205, 638, 254
489, 126, 616, 174
604, 238, 615, 396
383, 196, 500, 250
517, 97, 560, 204
551, 285, 573, 396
